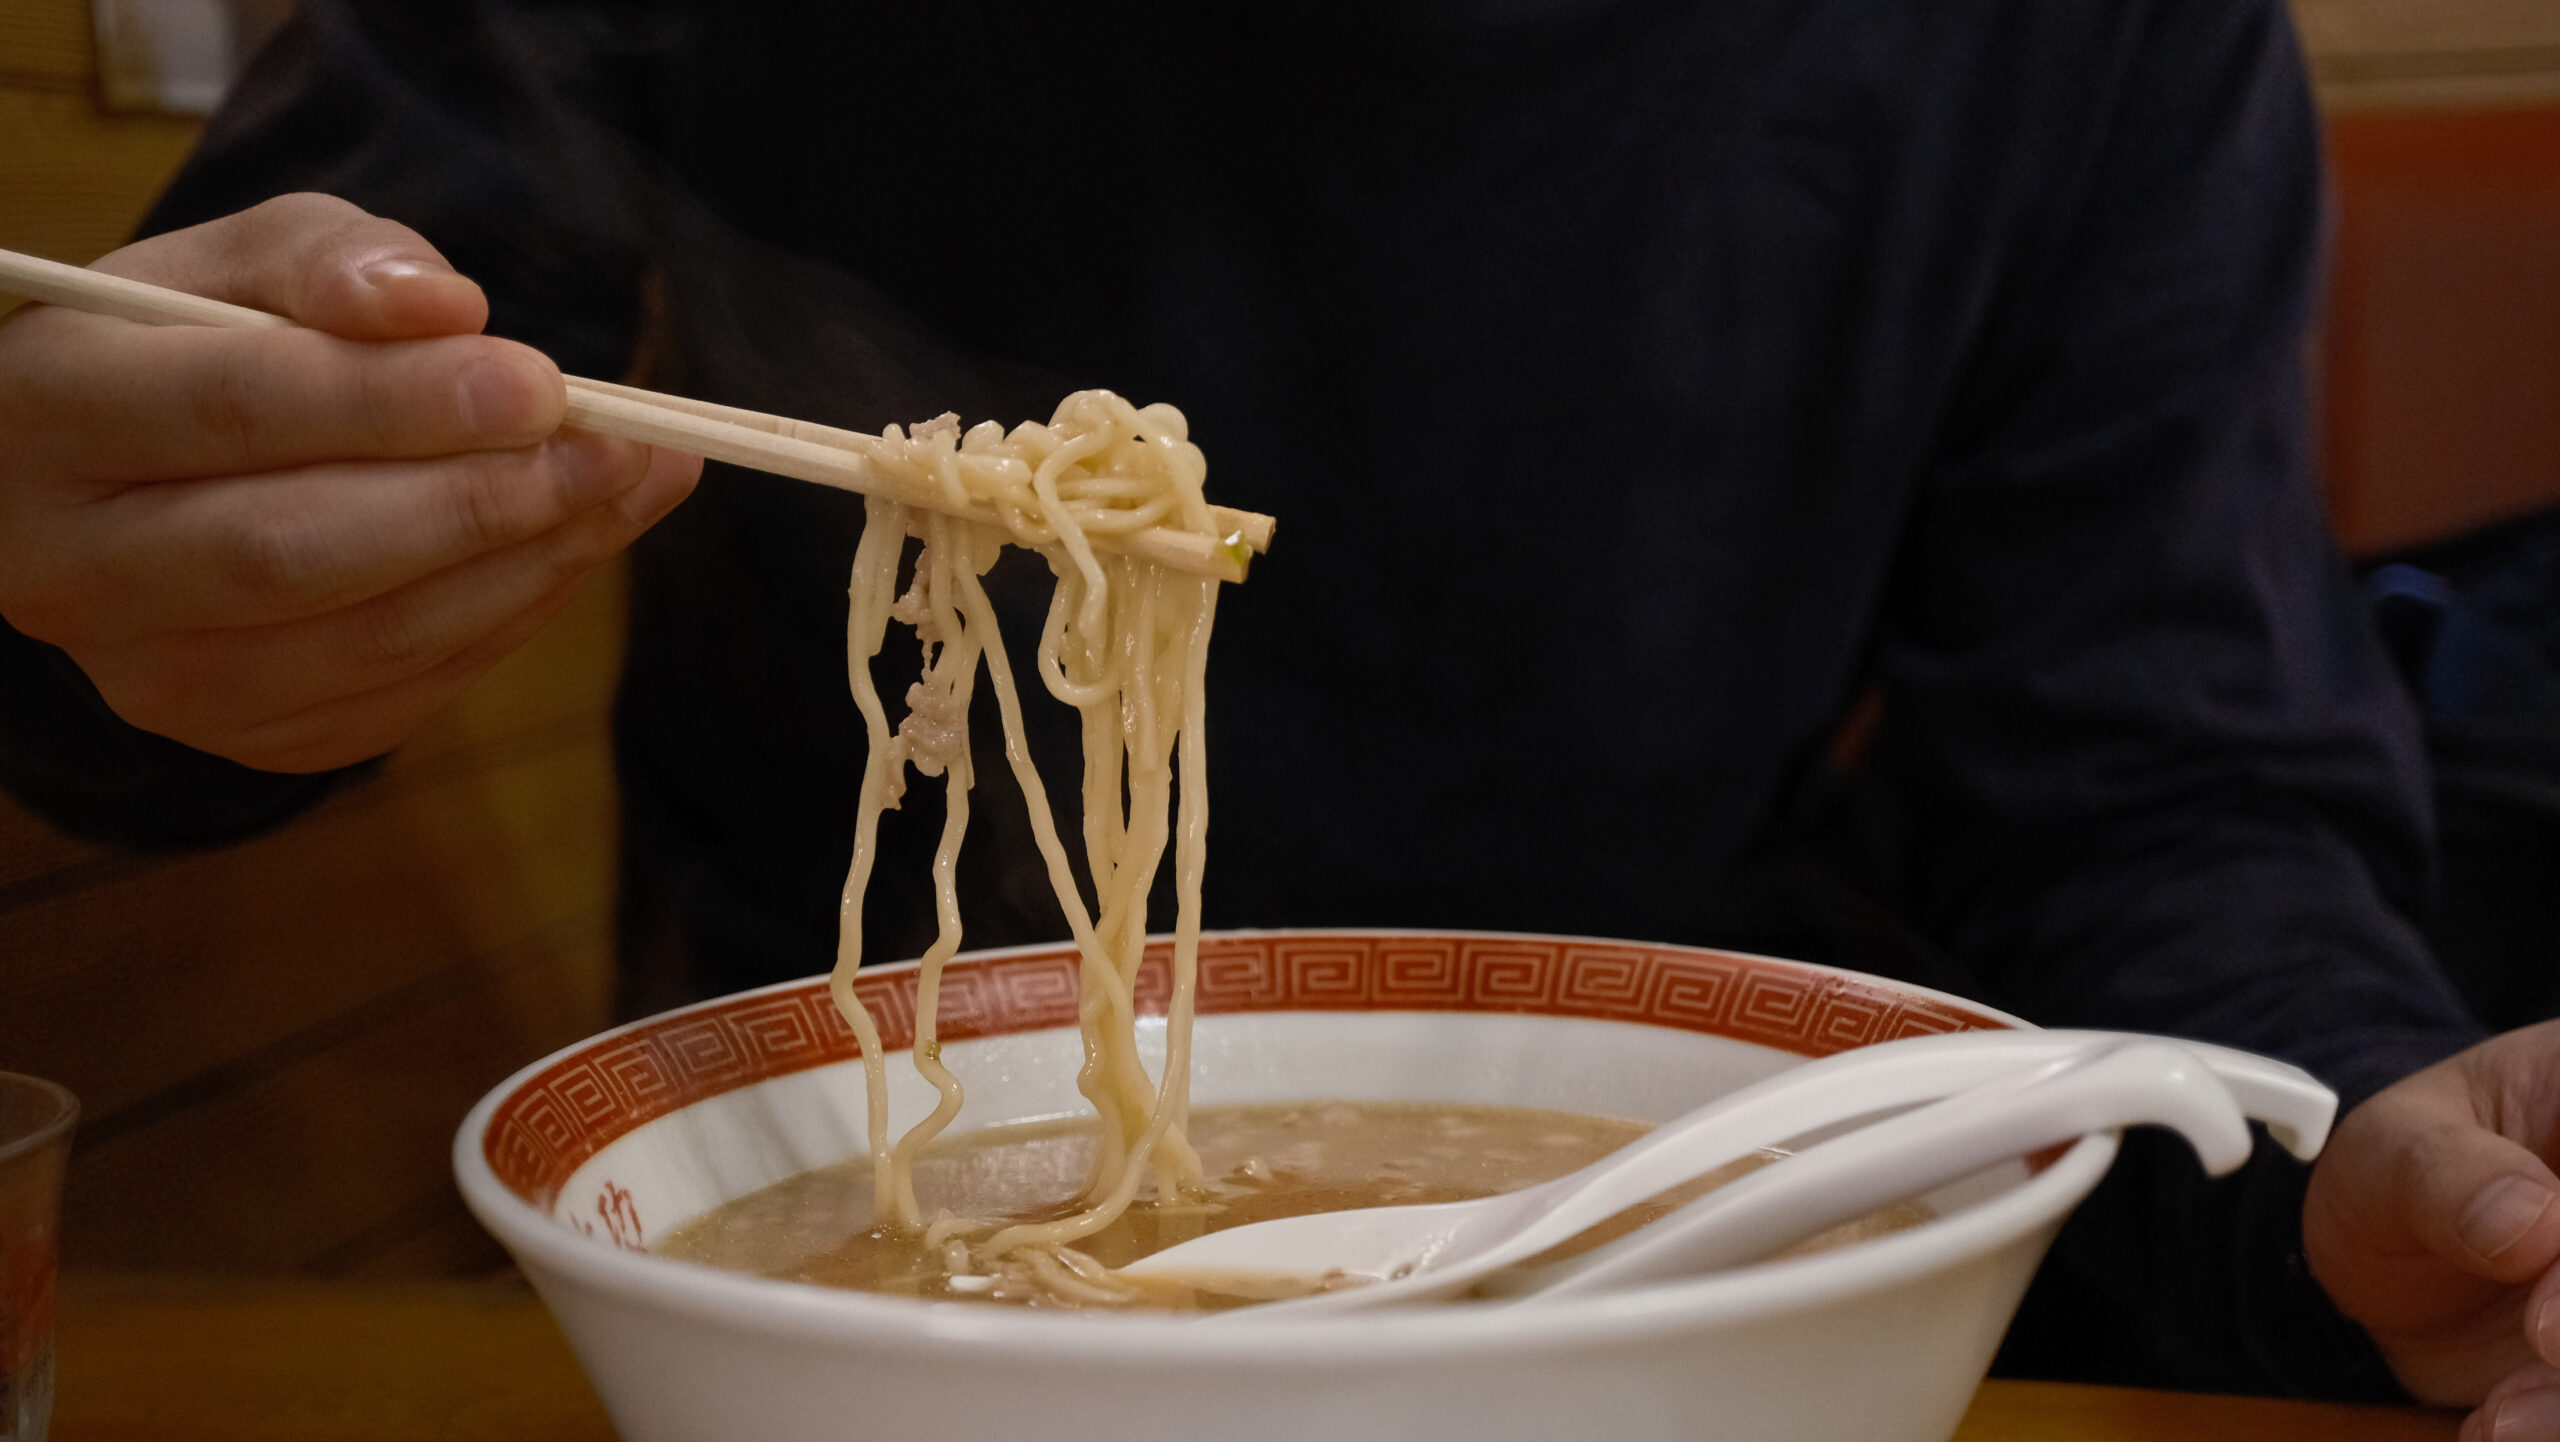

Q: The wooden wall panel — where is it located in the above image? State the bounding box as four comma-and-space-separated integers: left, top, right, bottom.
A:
0, 707, 618, 1123
2293, 0, 2560, 110
0, 806, 110, 892
2293, 1, 2560, 551
62, 926, 608, 1273
0, 87, 197, 270
0, 0, 197, 328
0, 0, 94, 90
2320, 107, 2560, 554
0, 566, 627, 1276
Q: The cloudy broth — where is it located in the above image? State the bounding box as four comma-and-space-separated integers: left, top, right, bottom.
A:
657, 1100, 1924, 1311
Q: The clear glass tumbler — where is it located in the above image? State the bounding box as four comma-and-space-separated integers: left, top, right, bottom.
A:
0, 1074, 74, 1442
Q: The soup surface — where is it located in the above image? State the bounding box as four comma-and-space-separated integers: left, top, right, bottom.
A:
658, 1100, 1928, 1311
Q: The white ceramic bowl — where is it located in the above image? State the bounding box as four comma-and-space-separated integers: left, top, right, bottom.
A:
456, 930, 2114, 1442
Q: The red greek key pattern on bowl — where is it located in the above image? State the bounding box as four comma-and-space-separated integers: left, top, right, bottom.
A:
483, 934, 2009, 1207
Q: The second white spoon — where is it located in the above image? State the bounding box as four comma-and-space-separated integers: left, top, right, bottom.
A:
1121, 1028, 2333, 1316
1490, 1038, 2255, 1305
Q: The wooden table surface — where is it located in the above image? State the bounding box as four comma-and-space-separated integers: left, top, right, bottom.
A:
47, 1273, 2462, 1442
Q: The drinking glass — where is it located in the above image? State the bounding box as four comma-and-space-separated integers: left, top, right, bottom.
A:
0, 1074, 74, 1442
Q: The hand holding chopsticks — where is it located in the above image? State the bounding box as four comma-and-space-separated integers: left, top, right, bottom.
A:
0, 205, 687, 774
0, 245, 1272, 583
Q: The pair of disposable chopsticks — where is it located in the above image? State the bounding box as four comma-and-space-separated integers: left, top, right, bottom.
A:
0, 247, 1272, 582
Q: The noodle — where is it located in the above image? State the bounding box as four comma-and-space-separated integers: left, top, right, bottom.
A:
826, 391, 1225, 1285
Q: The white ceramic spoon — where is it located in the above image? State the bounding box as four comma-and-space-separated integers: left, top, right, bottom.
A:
1487, 1038, 2258, 1306
1122, 1029, 2333, 1315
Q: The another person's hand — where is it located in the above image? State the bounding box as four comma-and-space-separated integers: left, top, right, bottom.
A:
0, 192, 698, 773
2306, 1020, 2560, 1440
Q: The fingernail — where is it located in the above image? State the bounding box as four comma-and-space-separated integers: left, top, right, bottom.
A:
455, 354, 538, 437
2493, 1386, 2560, 1442
362, 258, 434, 286
616, 451, 696, 528
550, 433, 629, 506
2463, 1177, 2557, 1262
2537, 1295, 2560, 1360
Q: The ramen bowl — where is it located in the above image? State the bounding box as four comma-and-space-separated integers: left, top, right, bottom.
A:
455, 930, 2113, 1442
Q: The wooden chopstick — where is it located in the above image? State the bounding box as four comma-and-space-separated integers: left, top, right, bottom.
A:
0, 246, 1270, 582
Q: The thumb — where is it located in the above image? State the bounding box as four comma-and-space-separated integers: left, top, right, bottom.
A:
2428, 1143, 2560, 1285
2328, 1076, 2560, 1288
98, 192, 490, 342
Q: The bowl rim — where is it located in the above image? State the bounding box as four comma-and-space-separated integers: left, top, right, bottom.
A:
455, 927, 2118, 1362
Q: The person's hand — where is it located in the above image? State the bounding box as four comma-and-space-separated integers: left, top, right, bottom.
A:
0, 192, 699, 773
2305, 1020, 2560, 1439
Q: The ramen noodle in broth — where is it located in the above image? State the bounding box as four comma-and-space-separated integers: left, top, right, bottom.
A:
822, 393, 1226, 1293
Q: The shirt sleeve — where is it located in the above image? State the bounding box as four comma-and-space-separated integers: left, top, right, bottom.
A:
0, 0, 649, 847
1863, 0, 2482, 1395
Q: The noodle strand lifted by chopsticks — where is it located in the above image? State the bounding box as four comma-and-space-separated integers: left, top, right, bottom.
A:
826, 392, 1221, 1283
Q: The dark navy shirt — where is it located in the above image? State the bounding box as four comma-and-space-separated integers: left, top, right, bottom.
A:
0, 0, 2485, 1398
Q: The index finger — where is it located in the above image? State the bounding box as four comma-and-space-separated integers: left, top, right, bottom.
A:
5, 318, 564, 485
97, 192, 489, 342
